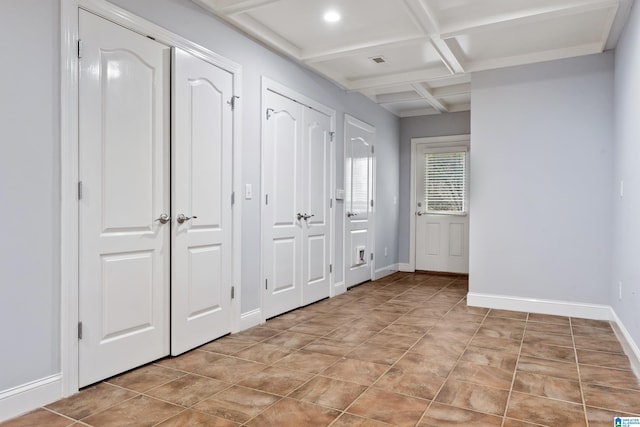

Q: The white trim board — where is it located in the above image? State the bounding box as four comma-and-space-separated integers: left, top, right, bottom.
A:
0, 375, 62, 422
239, 308, 263, 331
468, 292, 640, 379
398, 263, 414, 272
374, 264, 399, 281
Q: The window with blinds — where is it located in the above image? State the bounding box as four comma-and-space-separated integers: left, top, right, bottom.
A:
424, 151, 466, 213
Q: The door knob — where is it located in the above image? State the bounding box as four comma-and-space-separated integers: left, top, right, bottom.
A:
155, 213, 170, 224
297, 213, 304, 221
347, 212, 357, 218
176, 213, 197, 224
416, 211, 424, 216
303, 213, 315, 220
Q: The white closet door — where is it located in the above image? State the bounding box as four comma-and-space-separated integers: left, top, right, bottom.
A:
301, 108, 332, 305
170, 48, 234, 355
345, 116, 375, 288
78, 10, 170, 386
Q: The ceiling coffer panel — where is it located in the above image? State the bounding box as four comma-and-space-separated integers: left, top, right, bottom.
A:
193, 0, 632, 117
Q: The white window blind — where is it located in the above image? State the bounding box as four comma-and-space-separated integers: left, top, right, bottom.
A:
424, 151, 466, 213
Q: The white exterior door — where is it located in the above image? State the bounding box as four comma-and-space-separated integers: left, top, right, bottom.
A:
344, 115, 375, 288
301, 108, 332, 305
415, 143, 469, 273
78, 10, 170, 386
262, 89, 332, 318
170, 48, 234, 355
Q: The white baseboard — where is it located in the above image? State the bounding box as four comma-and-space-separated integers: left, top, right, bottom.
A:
238, 308, 263, 331
466, 292, 611, 320
333, 281, 346, 296
609, 309, 640, 379
0, 374, 63, 422
398, 263, 414, 272
374, 264, 399, 280
467, 292, 640, 380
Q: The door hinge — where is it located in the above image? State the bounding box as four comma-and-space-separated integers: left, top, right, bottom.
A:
266, 108, 274, 120
371, 199, 374, 207
371, 146, 375, 154
265, 194, 269, 205
231, 286, 235, 299
231, 191, 235, 205
329, 131, 335, 141
330, 198, 333, 208
77, 39, 83, 59
78, 181, 83, 200
265, 279, 268, 290
370, 253, 374, 261
228, 95, 240, 110
329, 264, 332, 273
78, 321, 83, 340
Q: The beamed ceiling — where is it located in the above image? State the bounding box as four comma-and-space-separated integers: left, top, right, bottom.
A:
193, 0, 633, 117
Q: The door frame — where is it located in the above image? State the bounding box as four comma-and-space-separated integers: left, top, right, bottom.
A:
259, 77, 336, 322
61, 0, 243, 395
408, 134, 470, 271
343, 114, 376, 287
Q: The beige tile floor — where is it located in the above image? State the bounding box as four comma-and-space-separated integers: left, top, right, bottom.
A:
3, 272, 640, 426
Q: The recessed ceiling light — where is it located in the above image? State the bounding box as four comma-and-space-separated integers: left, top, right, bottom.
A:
323, 10, 341, 23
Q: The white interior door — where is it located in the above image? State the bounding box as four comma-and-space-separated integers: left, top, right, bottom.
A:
78, 10, 170, 386
345, 115, 375, 288
171, 48, 234, 355
263, 91, 303, 318
415, 144, 469, 273
301, 108, 332, 305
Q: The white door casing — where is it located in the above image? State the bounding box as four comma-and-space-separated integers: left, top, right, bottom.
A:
78, 10, 170, 386
414, 140, 469, 274
262, 87, 333, 319
344, 115, 375, 288
170, 48, 234, 355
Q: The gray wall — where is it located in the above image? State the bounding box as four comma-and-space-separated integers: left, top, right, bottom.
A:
0, 0, 61, 392
469, 53, 614, 304
398, 113, 471, 264
0, 0, 400, 396
613, 0, 640, 348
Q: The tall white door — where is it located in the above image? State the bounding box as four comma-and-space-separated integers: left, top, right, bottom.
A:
301, 108, 332, 305
263, 91, 303, 319
78, 10, 170, 386
344, 115, 375, 288
170, 48, 234, 355
415, 143, 469, 273
262, 89, 332, 318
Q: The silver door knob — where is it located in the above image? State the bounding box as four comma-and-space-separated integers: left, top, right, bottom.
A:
347, 212, 357, 218
416, 211, 424, 216
297, 213, 304, 221
303, 213, 315, 220
155, 213, 170, 224
176, 213, 197, 224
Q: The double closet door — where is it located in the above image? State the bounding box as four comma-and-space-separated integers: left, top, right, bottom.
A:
262, 89, 332, 319
78, 10, 234, 386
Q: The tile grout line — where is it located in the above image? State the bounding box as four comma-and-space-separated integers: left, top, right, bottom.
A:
499, 311, 529, 427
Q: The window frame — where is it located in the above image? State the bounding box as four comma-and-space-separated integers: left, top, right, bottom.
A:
419, 144, 469, 216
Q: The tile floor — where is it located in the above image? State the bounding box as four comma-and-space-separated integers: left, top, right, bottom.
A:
3, 272, 640, 426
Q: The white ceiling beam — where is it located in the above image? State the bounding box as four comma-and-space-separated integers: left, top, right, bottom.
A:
411, 83, 448, 113
448, 103, 471, 113
194, 0, 281, 15
347, 68, 452, 91
430, 38, 465, 74
440, 0, 619, 38
376, 91, 423, 104
302, 36, 425, 64
398, 107, 441, 118
432, 83, 471, 98
606, 0, 632, 49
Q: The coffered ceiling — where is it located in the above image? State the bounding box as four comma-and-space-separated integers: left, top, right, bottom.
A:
193, 0, 633, 117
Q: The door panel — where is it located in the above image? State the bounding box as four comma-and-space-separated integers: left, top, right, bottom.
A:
78, 10, 170, 386
263, 92, 302, 319
171, 48, 233, 355
301, 108, 331, 305
345, 116, 375, 288
415, 143, 469, 273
